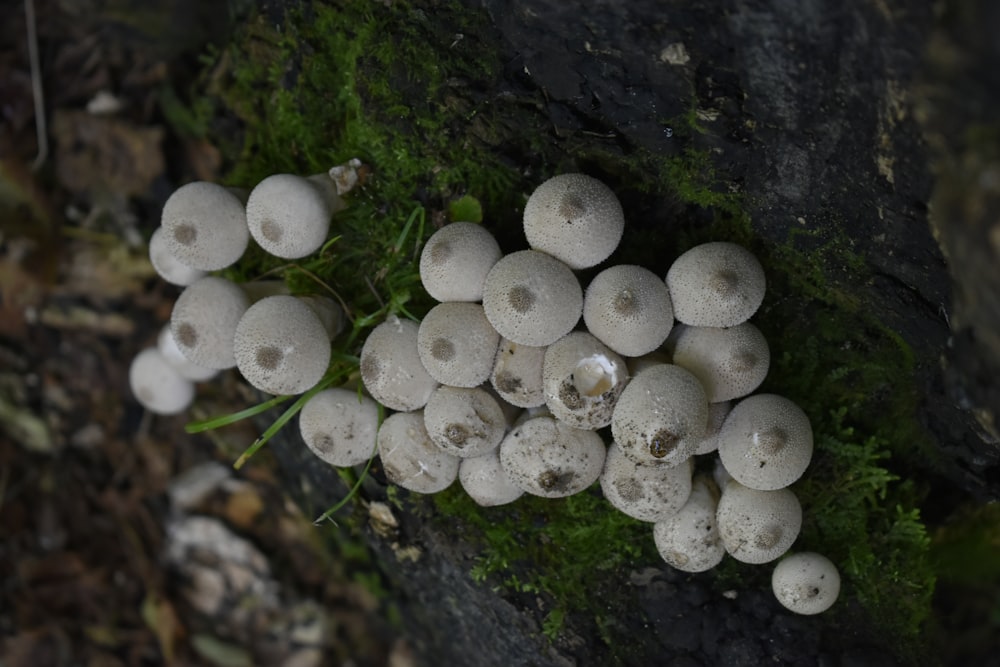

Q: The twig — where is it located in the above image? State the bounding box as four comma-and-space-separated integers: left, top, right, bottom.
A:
25, 0, 47, 171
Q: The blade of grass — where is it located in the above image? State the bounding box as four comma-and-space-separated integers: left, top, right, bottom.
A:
185, 394, 293, 433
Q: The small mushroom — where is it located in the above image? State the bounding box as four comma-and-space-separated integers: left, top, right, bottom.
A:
377, 411, 459, 494
583, 264, 674, 357
298, 387, 379, 467
771, 552, 841, 615
716, 481, 802, 564
693, 400, 732, 455
667, 322, 770, 403
129, 347, 195, 415
156, 325, 218, 382
423, 386, 506, 458
160, 181, 250, 271
599, 441, 693, 522
148, 227, 206, 286
499, 414, 606, 498
419, 222, 502, 302
666, 242, 766, 327
653, 475, 726, 573
245, 173, 345, 259
490, 337, 547, 408
417, 302, 499, 387
522, 173, 625, 269
541, 331, 627, 430
297, 295, 345, 339
360, 315, 439, 412
170, 276, 250, 369
459, 448, 524, 507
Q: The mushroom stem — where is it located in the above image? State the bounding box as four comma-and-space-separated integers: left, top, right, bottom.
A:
306, 173, 348, 215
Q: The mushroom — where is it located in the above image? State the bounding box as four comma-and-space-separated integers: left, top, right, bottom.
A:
160, 181, 250, 271
481, 249, 582, 347
419, 222, 502, 302
653, 475, 726, 573
666, 322, 770, 403
156, 325, 218, 382
459, 448, 524, 507
499, 414, 606, 498
417, 302, 499, 388
716, 481, 802, 564
377, 410, 459, 494
490, 337, 547, 408
129, 347, 195, 415
599, 441, 693, 522
522, 173, 625, 269
771, 552, 841, 615
297, 295, 346, 339
245, 173, 345, 259
541, 331, 627, 430
170, 276, 250, 369
583, 264, 674, 357
360, 315, 438, 412
693, 400, 732, 455
423, 386, 506, 458
717, 394, 813, 491
148, 227, 206, 286
610, 363, 708, 468
298, 387, 379, 467
665, 242, 766, 327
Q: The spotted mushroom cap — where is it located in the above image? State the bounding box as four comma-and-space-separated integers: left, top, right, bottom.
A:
423, 386, 506, 458
459, 448, 524, 507
157, 325, 218, 382
717, 394, 813, 491
160, 181, 249, 271
299, 387, 379, 467
693, 400, 732, 455
170, 276, 250, 370
716, 481, 802, 564
490, 337, 547, 408
653, 475, 726, 573
667, 322, 770, 403
129, 347, 195, 415
419, 222, 502, 302
377, 411, 459, 494
481, 250, 583, 347
417, 302, 500, 388
666, 242, 766, 327
771, 552, 841, 615
583, 264, 674, 357
599, 441, 693, 523
360, 316, 439, 412
541, 331, 627, 430
245, 174, 335, 259
522, 173, 625, 269
499, 414, 606, 498
148, 227, 206, 286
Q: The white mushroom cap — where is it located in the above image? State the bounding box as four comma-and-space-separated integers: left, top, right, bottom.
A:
417, 303, 499, 387
667, 322, 770, 403
600, 441, 693, 522
156, 325, 218, 382
233, 295, 331, 395
377, 410, 459, 494
129, 347, 195, 415
499, 414, 606, 498
771, 552, 841, 615
298, 387, 379, 467
625, 348, 672, 377
423, 386, 506, 458
653, 475, 726, 572
160, 181, 250, 271
360, 316, 439, 411
490, 337, 547, 408
522, 173, 625, 269
419, 222, 502, 302
541, 331, 627, 430
148, 227, 206, 286
611, 363, 708, 467
716, 481, 802, 564
170, 276, 250, 369
717, 394, 814, 491
583, 264, 674, 357
459, 448, 524, 507
693, 400, 732, 455
297, 295, 345, 339
481, 250, 583, 347
245, 174, 339, 259
666, 242, 766, 327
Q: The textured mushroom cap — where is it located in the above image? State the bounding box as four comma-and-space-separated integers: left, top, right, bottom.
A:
522, 173, 625, 269
490, 338, 547, 408
360, 316, 439, 412
233, 295, 331, 395
299, 387, 379, 467
542, 331, 627, 430
667, 323, 770, 402
160, 181, 249, 271
149, 227, 207, 286
298, 295, 345, 339
693, 400, 732, 455
481, 250, 582, 346
423, 386, 506, 458
611, 363, 708, 468
245, 174, 333, 259
653, 475, 726, 572
666, 242, 766, 327
771, 552, 841, 615
170, 276, 250, 369
377, 411, 459, 494
459, 448, 524, 507
419, 222, 502, 302
716, 481, 802, 564
600, 441, 693, 522
417, 303, 499, 387
717, 394, 813, 490
129, 347, 195, 415
156, 325, 218, 382
499, 415, 606, 498
583, 264, 674, 357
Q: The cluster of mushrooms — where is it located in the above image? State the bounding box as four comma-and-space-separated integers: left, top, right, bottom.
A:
131, 171, 840, 617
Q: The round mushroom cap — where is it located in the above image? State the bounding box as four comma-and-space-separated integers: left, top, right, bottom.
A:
299, 387, 379, 467
693, 400, 732, 455
297, 295, 345, 339
771, 552, 841, 615
233, 295, 331, 395
666, 242, 766, 327
246, 174, 333, 259
522, 173, 625, 269
170, 276, 250, 369
459, 449, 524, 507
653, 475, 726, 572
542, 331, 627, 430
583, 264, 674, 357
129, 347, 195, 415
499, 415, 606, 498
377, 410, 459, 494
717, 394, 813, 490
611, 363, 708, 468
160, 181, 249, 271
417, 303, 499, 387
716, 481, 802, 564
423, 386, 506, 458
149, 227, 207, 286
157, 325, 218, 382
482, 250, 582, 347
600, 441, 693, 522
490, 337, 547, 408
667, 323, 770, 403
360, 316, 439, 412
419, 222, 502, 302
